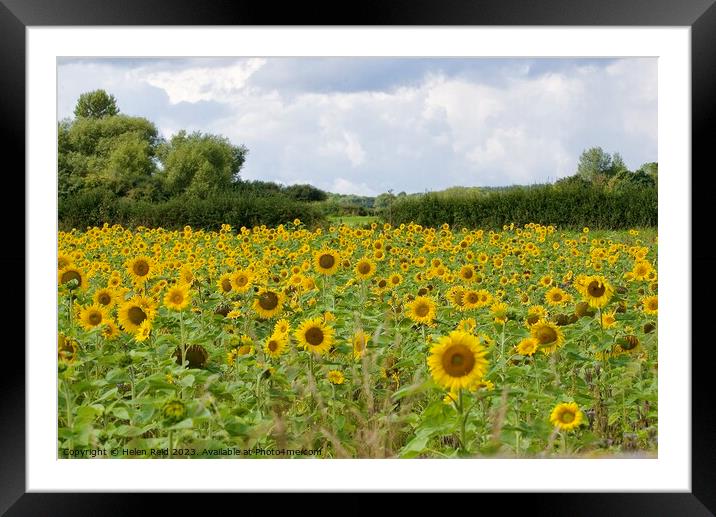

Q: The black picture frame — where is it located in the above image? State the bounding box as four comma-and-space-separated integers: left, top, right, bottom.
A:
4, 0, 712, 514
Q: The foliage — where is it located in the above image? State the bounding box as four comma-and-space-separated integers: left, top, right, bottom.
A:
73, 89, 120, 119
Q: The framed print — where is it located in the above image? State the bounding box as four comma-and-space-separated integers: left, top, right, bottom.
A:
5, 0, 714, 513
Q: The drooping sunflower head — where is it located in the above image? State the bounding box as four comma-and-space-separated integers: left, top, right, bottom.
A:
406, 296, 437, 325
314, 249, 340, 276
174, 344, 209, 369
164, 284, 191, 311
352, 330, 370, 359
295, 317, 334, 355
529, 319, 565, 355
490, 301, 509, 324
58, 333, 79, 363
427, 330, 489, 391
253, 288, 285, 319
549, 402, 584, 431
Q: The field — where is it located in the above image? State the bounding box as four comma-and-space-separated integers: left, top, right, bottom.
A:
57, 222, 657, 458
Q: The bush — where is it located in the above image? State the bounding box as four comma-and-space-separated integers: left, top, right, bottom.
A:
383, 184, 657, 229
59, 189, 325, 231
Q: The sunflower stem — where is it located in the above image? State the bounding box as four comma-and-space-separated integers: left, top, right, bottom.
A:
168, 430, 173, 458
458, 389, 468, 454
63, 377, 73, 429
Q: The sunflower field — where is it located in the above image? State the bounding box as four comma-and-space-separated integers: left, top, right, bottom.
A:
57, 221, 658, 458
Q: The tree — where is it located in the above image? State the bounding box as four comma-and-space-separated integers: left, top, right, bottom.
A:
283, 184, 328, 202
158, 131, 248, 198
58, 113, 161, 199
73, 89, 120, 119
576, 147, 613, 182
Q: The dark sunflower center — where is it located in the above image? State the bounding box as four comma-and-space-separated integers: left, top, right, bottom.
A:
536, 326, 558, 344
560, 411, 575, 423
221, 279, 232, 292
268, 340, 279, 352
441, 344, 476, 377
170, 292, 184, 304
133, 260, 150, 276
305, 327, 324, 346
236, 275, 248, 286
414, 303, 430, 317
98, 293, 111, 305
621, 335, 639, 350
462, 268, 473, 279
552, 293, 563, 301
587, 280, 606, 297
358, 262, 371, 274
378, 280, 387, 288
61, 270, 81, 285
259, 292, 279, 310
128, 306, 147, 325
88, 312, 102, 325
466, 293, 478, 304
319, 254, 335, 269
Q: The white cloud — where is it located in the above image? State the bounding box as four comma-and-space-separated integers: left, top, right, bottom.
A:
137, 59, 266, 104
58, 58, 657, 193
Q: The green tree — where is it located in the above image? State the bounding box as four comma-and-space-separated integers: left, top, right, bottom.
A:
576, 147, 613, 183
158, 131, 248, 198
73, 89, 120, 119
58, 113, 161, 199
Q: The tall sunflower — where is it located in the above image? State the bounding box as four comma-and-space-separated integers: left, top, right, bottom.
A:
58, 266, 88, 291
581, 275, 614, 308
127, 255, 154, 284
118, 296, 153, 333
264, 333, 288, 359
314, 249, 340, 276
295, 317, 334, 355
164, 284, 191, 311
253, 288, 285, 319
549, 402, 584, 431
529, 319, 565, 355
79, 304, 109, 331
406, 296, 437, 325
427, 330, 489, 391
354, 258, 376, 280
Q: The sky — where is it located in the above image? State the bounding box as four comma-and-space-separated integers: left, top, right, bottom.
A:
57, 57, 657, 196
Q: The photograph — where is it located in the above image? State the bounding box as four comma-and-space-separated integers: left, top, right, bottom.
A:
56, 56, 658, 460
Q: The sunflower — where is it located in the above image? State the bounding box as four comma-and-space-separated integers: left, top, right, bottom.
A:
601, 309, 617, 328
58, 253, 73, 270
264, 333, 288, 359
127, 255, 154, 284
58, 266, 88, 291
446, 286, 466, 309
354, 258, 376, 280
273, 318, 290, 336
614, 334, 641, 355
456, 318, 477, 333
459, 265, 476, 282
530, 319, 565, 355
58, 333, 79, 363
581, 275, 614, 308
164, 284, 191, 311
253, 288, 285, 319
515, 337, 539, 357
406, 296, 437, 325
630, 260, 654, 281
217, 273, 234, 295
118, 297, 151, 333
490, 302, 509, 324
231, 269, 253, 293
135, 320, 152, 342
102, 320, 121, 340
427, 330, 489, 391
461, 289, 481, 310
178, 265, 195, 286
642, 295, 658, 316
352, 330, 370, 359
327, 370, 345, 385
549, 402, 584, 431
314, 249, 340, 276
79, 304, 109, 331
295, 317, 334, 355
545, 287, 570, 306
93, 288, 117, 308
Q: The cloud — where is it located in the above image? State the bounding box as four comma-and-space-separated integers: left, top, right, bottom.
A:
57, 57, 657, 194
